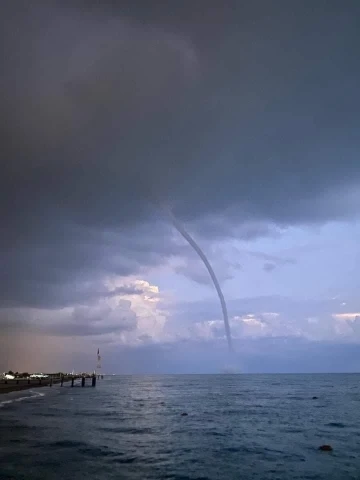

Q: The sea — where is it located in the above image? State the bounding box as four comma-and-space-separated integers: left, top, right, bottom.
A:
1, 374, 360, 480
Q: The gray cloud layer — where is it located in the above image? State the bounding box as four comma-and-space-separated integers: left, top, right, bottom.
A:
1, 1, 360, 312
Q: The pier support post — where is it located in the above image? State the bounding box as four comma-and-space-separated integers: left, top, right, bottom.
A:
81, 376, 85, 387
71, 377, 74, 387
92, 375, 96, 387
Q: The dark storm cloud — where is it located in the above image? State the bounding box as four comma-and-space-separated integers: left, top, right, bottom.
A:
44, 301, 137, 337
0, 299, 137, 337
189, 216, 282, 242
1, 0, 360, 309
0, 220, 184, 308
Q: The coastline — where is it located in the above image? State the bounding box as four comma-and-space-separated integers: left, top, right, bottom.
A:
0, 377, 66, 395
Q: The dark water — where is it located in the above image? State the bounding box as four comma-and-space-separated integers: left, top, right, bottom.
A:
1, 374, 360, 479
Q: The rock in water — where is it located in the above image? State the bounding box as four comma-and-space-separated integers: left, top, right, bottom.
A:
319, 445, 333, 451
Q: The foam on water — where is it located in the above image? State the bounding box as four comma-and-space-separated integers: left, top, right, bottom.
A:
0, 390, 45, 408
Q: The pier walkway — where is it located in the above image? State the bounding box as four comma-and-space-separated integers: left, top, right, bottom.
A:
0, 374, 97, 394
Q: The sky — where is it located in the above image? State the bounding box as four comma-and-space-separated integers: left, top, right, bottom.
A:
1, 0, 360, 374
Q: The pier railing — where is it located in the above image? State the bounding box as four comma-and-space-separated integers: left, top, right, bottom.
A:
0, 374, 97, 393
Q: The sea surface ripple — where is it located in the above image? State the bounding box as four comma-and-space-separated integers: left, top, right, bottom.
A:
1, 374, 360, 479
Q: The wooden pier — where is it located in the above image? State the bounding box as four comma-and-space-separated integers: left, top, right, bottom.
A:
0, 374, 97, 394
60, 374, 97, 388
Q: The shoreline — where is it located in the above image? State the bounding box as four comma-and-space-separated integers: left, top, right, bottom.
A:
0, 377, 71, 395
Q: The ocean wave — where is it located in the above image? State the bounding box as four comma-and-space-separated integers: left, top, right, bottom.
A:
1, 375, 360, 480
0, 390, 45, 408
96, 426, 154, 435
326, 422, 346, 428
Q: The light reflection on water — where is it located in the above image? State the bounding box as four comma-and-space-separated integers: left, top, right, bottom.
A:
1, 374, 360, 480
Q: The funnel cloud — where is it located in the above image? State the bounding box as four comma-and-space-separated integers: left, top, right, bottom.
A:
159, 204, 233, 351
